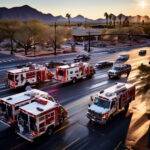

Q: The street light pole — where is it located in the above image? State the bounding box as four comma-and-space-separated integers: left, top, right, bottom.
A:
54, 22, 57, 55
88, 31, 91, 52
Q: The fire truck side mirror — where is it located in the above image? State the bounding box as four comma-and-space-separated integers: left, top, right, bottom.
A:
88, 104, 91, 107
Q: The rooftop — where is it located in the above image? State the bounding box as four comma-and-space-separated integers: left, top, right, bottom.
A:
0, 89, 49, 105
20, 98, 57, 116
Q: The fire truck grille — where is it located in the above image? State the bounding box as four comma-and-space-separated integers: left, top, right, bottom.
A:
88, 110, 101, 119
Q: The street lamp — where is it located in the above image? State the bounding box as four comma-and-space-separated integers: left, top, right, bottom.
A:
54, 22, 57, 55
88, 31, 91, 52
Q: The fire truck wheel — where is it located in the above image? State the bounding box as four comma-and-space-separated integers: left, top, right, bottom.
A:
72, 78, 77, 84
46, 126, 54, 136
124, 104, 129, 114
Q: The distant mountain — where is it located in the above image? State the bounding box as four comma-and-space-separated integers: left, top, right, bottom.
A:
0, 5, 149, 24
0, 5, 55, 23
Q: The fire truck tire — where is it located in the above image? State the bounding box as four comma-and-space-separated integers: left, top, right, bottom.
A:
46, 126, 54, 136
124, 104, 129, 114
72, 78, 77, 84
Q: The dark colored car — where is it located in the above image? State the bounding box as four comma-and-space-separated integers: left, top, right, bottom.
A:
74, 54, 90, 62
139, 50, 146, 56
115, 54, 129, 63
95, 61, 113, 69
108, 64, 131, 79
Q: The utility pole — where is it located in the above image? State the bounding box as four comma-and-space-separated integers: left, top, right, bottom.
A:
54, 22, 57, 55
88, 31, 91, 52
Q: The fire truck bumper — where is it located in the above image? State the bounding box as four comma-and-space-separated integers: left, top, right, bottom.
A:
17, 132, 34, 142
0, 119, 11, 127
87, 113, 107, 124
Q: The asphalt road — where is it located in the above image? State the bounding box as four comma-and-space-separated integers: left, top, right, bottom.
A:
0, 46, 149, 150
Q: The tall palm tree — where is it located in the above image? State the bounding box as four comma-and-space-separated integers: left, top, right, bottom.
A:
104, 12, 109, 26
118, 13, 123, 26
137, 15, 141, 23
108, 14, 114, 26
112, 14, 117, 27
66, 13, 71, 26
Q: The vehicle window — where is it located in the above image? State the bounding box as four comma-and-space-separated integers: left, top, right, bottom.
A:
94, 98, 110, 109
8, 73, 14, 81
0, 103, 6, 112
70, 71, 73, 74
39, 116, 45, 122
57, 69, 65, 76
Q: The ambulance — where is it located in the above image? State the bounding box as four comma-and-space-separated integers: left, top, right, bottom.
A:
87, 83, 135, 124
7, 64, 53, 89
55, 62, 95, 83
0, 89, 53, 127
17, 97, 67, 142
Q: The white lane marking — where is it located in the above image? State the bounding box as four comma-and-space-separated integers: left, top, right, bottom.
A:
89, 80, 109, 90
94, 74, 108, 80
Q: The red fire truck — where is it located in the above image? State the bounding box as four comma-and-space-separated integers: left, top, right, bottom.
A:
55, 62, 95, 83
0, 89, 53, 127
7, 64, 53, 89
87, 82, 135, 124
17, 97, 67, 142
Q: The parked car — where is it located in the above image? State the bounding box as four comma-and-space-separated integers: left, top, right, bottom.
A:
74, 54, 90, 62
95, 61, 113, 69
139, 50, 146, 56
108, 64, 131, 79
115, 54, 129, 63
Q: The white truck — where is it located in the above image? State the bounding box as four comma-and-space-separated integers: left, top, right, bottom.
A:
0, 89, 53, 127
87, 83, 135, 124
55, 62, 95, 83
17, 97, 68, 142
7, 64, 53, 89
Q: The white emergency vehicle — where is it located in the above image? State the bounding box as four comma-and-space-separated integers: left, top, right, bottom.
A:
87, 83, 135, 124
55, 62, 95, 83
0, 89, 53, 127
7, 64, 53, 89
17, 97, 68, 142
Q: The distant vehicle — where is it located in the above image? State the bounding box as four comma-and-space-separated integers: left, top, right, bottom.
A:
16, 62, 33, 69
17, 97, 67, 142
74, 54, 90, 62
7, 64, 53, 89
87, 83, 135, 124
115, 54, 129, 63
0, 89, 51, 127
108, 64, 131, 79
95, 61, 113, 69
55, 62, 95, 83
139, 50, 146, 56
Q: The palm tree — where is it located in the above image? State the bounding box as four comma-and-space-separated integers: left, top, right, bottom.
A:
112, 14, 117, 27
118, 14, 123, 26
104, 12, 109, 27
144, 15, 149, 22
108, 14, 114, 26
66, 13, 71, 26
137, 15, 141, 23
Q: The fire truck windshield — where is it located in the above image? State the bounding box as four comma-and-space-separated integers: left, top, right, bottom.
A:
94, 97, 110, 109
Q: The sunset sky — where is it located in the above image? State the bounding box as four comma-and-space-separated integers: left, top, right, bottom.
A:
0, 0, 149, 19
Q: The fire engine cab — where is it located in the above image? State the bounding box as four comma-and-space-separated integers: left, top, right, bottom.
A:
17, 97, 67, 142
87, 82, 135, 124
55, 62, 95, 83
7, 64, 53, 89
0, 89, 52, 127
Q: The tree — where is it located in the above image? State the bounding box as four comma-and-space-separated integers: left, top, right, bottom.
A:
15, 20, 49, 55
0, 20, 21, 54
123, 17, 129, 27
108, 14, 113, 26
137, 64, 150, 117
66, 13, 71, 26
118, 14, 123, 26
104, 12, 109, 27
137, 15, 141, 23
112, 14, 117, 27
